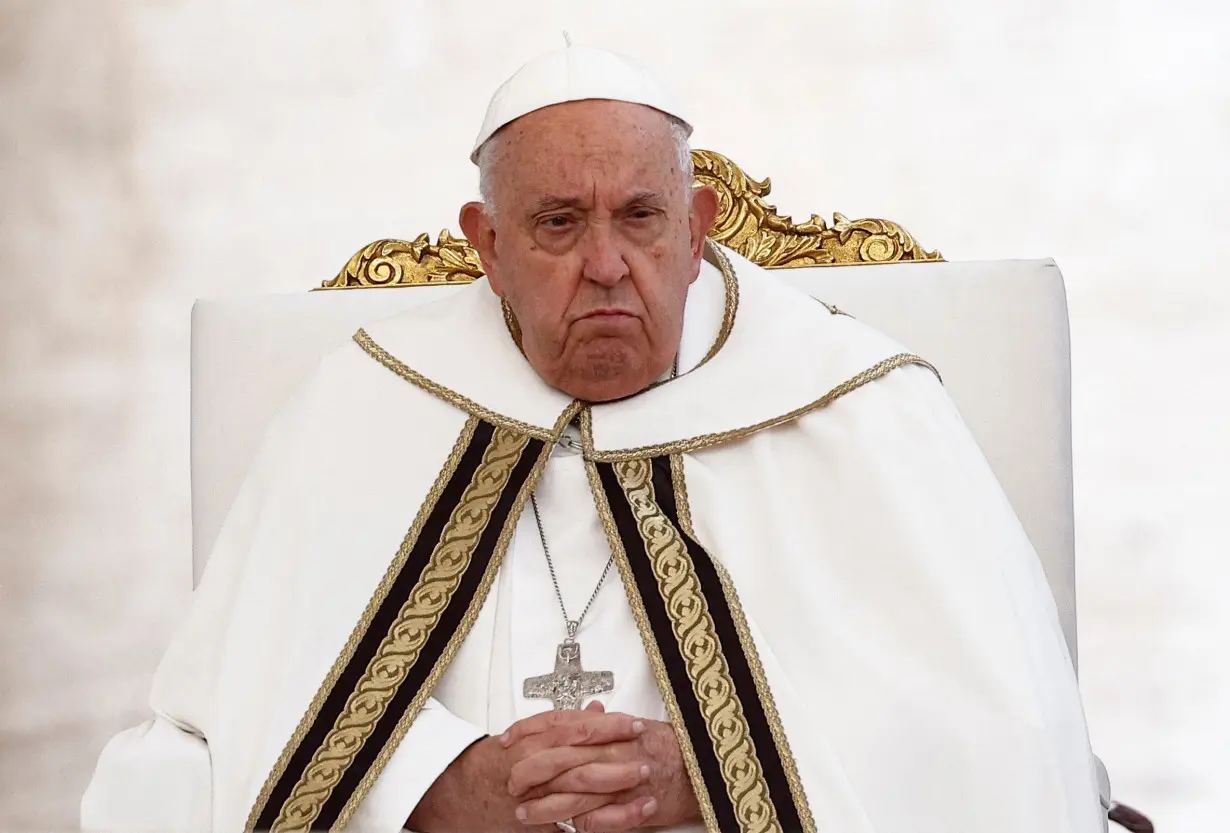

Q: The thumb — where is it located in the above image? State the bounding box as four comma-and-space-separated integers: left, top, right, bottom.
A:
584, 700, 606, 713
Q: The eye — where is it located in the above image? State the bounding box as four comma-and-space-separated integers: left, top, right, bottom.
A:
540, 215, 575, 230
628, 208, 657, 220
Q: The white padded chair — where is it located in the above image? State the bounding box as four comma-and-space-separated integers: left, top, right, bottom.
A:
190, 151, 1126, 829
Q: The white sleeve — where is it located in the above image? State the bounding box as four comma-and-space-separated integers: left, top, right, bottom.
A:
347, 698, 487, 833
81, 698, 485, 833
80, 699, 483, 833
82, 366, 488, 833
80, 715, 212, 833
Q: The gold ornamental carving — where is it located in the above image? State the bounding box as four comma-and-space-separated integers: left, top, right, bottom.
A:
319, 149, 942, 289
692, 150, 942, 268
325, 230, 483, 289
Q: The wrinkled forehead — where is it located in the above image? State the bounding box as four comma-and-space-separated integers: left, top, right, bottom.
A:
494, 100, 685, 207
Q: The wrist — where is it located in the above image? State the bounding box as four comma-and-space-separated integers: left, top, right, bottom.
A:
647, 721, 701, 826
408, 735, 503, 833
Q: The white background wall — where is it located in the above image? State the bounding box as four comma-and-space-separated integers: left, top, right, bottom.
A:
2, 0, 1227, 828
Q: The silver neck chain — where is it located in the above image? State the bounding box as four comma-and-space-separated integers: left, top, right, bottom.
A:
529, 353, 678, 641
529, 492, 614, 642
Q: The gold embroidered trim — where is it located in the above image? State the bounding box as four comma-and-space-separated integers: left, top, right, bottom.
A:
695, 242, 740, 371
332, 400, 583, 828
354, 329, 556, 441
612, 457, 781, 833
244, 416, 480, 832
669, 455, 817, 833
270, 425, 533, 830
669, 453, 695, 538
588, 353, 941, 461
501, 297, 524, 350
580, 412, 722, 833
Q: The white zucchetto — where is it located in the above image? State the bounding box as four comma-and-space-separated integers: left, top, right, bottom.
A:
470, 46, 692, 163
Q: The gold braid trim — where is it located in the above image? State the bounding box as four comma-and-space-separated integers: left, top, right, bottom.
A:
580, 410, 723, 833
353, 329, 555, 441
270, 425, 533, 830
695, 242, 740, 371
669, 455, 817, 833
669, 454, 695, 538
612, 457, 781, 833
244, 417, 480, 832
332, 401, 582, 827
588, 354, 941, 462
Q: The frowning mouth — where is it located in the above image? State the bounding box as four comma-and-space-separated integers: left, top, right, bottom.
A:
577, 307, 637, 321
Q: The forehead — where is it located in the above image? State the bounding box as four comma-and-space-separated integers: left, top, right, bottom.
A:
495, 100, 682, 204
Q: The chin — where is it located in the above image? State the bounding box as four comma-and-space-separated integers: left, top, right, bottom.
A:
564, 344, 656, 402
573, 378, 648, 403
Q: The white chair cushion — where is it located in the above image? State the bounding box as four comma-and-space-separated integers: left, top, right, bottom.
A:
190, 257, 1075, 664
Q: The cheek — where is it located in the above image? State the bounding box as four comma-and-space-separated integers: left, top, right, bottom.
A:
636, 249, 692, 321
508, 256, 583, 323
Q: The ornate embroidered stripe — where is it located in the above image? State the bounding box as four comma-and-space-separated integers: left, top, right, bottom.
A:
652, 456, 814, 833
596, 457, 811, 833
247, 419, 543, 831
668, 454, 816, 833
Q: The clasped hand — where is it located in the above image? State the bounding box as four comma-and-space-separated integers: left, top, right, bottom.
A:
499, 701, 698, 832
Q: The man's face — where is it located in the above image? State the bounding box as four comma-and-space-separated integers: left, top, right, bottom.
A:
460, 100, 719, 402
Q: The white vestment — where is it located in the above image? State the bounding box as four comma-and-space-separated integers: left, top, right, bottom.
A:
83, 245, 1102, 833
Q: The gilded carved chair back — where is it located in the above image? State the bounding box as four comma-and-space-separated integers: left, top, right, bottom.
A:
318, 150, 941, 290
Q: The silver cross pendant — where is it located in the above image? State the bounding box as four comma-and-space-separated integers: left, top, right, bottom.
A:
523, 640, 614, 710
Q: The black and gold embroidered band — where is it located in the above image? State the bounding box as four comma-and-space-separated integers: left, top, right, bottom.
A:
247, 418, 546, 831
594, 456, 814, 833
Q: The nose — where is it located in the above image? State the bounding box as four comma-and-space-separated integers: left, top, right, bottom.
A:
580, 224, 630, 287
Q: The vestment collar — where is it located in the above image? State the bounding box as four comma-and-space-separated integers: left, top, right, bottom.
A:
357, 241, 933, 457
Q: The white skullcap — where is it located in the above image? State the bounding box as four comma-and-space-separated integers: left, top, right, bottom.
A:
470, 46, 692, 164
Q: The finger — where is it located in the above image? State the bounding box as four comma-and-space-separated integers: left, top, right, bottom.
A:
575, 796, 658, 832
514, 791, 610, 826
543, 761, 650, 796
546, 714, 646, 752
508, 745, 603, 797
585, 700, 605, 713
501, 710, 645, 749
502, 708, 623, 747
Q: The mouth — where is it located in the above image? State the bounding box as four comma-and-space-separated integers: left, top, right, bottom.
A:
577, 307, 637, 321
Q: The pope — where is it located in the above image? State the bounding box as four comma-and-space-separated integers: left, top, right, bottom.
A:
82, 46, 1103, 833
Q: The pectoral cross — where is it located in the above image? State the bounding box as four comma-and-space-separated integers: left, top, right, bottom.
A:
523, 641, 614, 710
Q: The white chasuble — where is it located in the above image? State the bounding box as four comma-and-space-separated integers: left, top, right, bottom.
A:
82, 243, 1103, 833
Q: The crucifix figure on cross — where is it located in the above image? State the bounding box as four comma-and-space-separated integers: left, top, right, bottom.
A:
523, 640, 614, 710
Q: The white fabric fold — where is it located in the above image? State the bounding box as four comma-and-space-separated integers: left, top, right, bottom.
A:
83, 247, 1102, 832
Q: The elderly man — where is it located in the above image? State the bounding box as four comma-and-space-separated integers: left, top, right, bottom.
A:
83, 47, 1102, 833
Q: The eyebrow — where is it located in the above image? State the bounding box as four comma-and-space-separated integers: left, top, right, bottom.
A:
621, 191, 665, 208
530, 196, 586, 214
528, 191, 666, 216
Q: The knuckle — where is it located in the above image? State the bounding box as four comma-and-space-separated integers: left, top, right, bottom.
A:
506, 763, 529, 794
581, 807, 629, 833
520, 735, 546, 758
575, 767, 599, 791
620, 764, 641, 788
617, 806, 643, 828
575, 807, 611, 833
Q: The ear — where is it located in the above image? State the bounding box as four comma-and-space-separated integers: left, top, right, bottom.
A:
459, 201, 503, 295
688, 186, 720, 263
